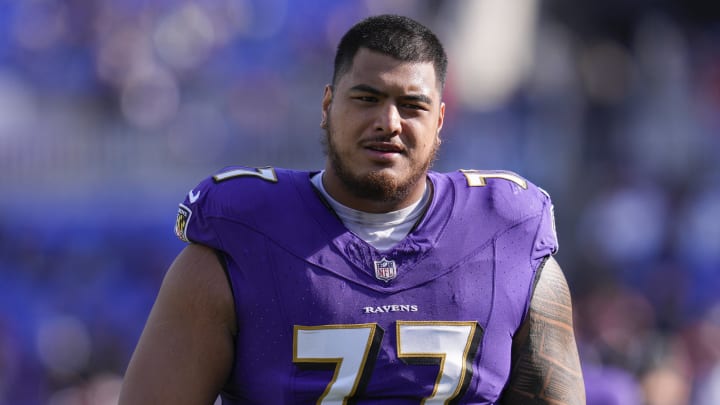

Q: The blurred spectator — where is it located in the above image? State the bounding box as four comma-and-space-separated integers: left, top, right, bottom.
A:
583, 363, 643, 405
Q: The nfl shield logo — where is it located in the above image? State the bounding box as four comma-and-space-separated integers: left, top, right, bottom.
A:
374, 257, 397, 282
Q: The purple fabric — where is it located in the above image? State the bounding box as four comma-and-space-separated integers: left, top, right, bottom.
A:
177, 167, 557, 404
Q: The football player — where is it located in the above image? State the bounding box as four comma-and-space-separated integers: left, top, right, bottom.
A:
120, 14, 585, 404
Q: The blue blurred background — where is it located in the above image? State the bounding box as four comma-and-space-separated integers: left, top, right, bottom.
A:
0, 0, 718, 403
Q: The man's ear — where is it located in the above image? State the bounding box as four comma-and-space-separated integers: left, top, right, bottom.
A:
321, 84, 333, 129
437, 101, 445, 135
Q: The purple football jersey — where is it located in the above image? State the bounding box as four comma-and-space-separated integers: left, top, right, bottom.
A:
174, 167, 558, 404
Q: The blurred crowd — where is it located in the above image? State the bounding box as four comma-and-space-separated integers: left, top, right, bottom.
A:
0, 0, 718, 404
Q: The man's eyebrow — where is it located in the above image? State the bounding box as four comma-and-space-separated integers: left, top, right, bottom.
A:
401, 93, 433, 105
349, 84, 433, 105
349, 84, 385, 96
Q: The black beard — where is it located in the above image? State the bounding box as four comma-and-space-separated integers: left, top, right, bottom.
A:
322, 120, 437, 204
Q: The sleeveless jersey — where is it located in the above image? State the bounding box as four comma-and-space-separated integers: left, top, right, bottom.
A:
173, 167, 558, 404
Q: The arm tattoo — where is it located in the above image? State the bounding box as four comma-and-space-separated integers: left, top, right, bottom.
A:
501, 257, 586, 405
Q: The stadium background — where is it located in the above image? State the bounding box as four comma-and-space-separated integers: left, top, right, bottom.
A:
0, 0, 718, 403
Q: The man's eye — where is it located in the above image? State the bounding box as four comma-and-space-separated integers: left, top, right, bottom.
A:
403, 104, 427, 111
354, 96, 377, 102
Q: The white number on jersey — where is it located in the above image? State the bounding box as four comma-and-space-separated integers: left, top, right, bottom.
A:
459, 169, 527, 189
294, 322, 482, 403
213, 166, 278, 183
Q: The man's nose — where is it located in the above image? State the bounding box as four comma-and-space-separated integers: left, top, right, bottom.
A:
375, 103, 402, 135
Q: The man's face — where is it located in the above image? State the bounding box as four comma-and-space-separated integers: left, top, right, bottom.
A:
321, 48, 445, 212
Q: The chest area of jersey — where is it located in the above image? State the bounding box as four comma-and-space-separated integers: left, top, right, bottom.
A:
224, 242, 515, 403
229, 236, 497, 322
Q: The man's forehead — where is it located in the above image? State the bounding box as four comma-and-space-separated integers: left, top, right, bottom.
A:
340, 49, 440, 95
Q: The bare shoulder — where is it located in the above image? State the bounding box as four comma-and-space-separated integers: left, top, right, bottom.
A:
118, 244, 236, 404
501, 256, 586, 405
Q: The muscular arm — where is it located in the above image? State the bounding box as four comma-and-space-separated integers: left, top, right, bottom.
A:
501, 256, 586, 405
118, 244, 237, 405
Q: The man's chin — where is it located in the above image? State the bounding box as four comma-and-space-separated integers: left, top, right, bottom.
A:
328, 150, 424, 203
354, 170, 415, 203
363, 166, 402, 180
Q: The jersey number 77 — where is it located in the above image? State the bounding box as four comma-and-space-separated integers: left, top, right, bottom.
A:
293, 321, 483, 404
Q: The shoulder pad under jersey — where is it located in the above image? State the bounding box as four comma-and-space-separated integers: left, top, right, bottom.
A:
449, 169, 558, 257
173, 166, 292, 249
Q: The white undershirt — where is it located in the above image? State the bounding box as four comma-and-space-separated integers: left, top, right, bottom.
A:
311, 171, 430, 252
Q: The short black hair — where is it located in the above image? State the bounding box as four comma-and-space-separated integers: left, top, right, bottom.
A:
332, 14, 448, 90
